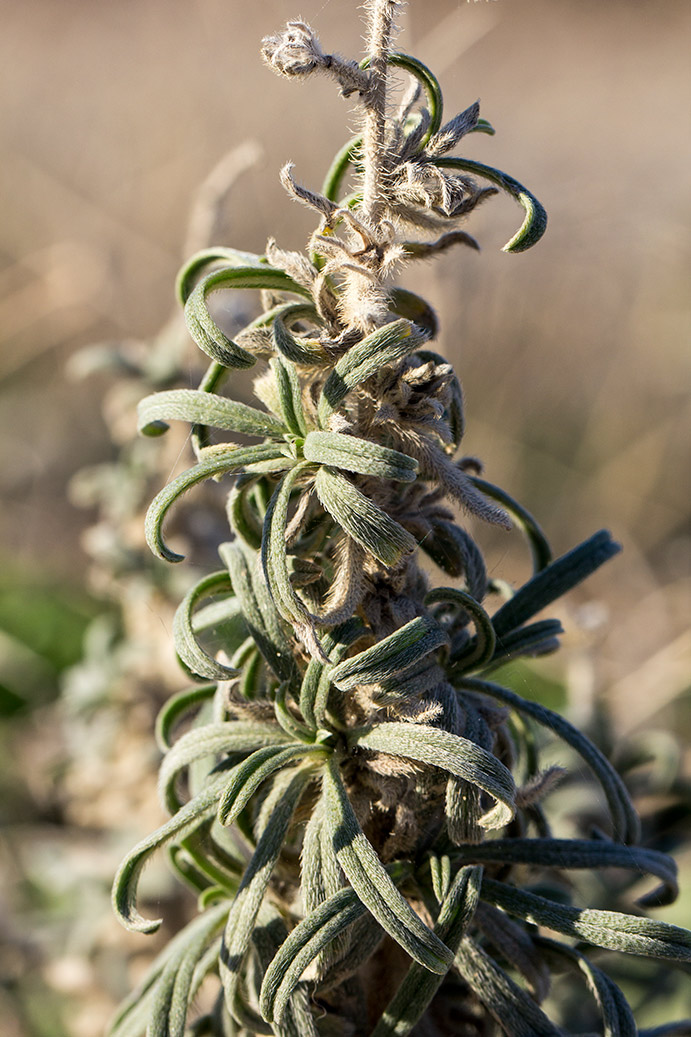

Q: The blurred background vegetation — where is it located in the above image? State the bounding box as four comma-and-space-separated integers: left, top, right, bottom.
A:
0, 0, 689, 1033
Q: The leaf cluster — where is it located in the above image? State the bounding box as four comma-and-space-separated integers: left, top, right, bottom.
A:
111, 11, 691, 1037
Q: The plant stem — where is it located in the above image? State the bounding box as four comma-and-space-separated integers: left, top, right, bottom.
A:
362, 0, 396, 229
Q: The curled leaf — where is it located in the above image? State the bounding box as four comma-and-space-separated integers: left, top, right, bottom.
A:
454, 936, 561, 1036
158, 722, 289, 814
330, 615, 448, 692
304, 430, 418, 482
138, 389, 287, 439
452, 838, 678, 908
462, 676, 640, 844
219, 767, 313, 1019
482, 878, 691, 962
322, 757, 453, 974
371, 865, 482, 1037
216, 744, 323, 828
112, 775, 229, 933
260, 886, 367, 1024
434, 157, 547, 253
172, 570, 238, 681
315, 466, 416, 567
146, 443, 288, 563
318, 318, 430, 425
491, 529, 621, 639
425, 588, 496, 671
356, 721, 515, 830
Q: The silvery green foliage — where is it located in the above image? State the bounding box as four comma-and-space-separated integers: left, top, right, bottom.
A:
111, 4, 691, 1034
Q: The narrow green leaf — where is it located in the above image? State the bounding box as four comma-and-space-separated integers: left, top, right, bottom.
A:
238, 644, 263, 700
374, 656, 446, 707
426, 588, 495, 671
183, 264, 312, 370
272, 311, 328, 366
270, 356, 307, 436
462, 676, 640, 843
428, 853, 452, 905
148, 901, 230, 1037
138, 389, 287, 439
298, 617, 366, 729
156, 685, 217, 753
300, 789, 349, 976
217, 743, 323, 828
191, 594, 244, 634
250, 905, 316, 1037
488, 618, 563, 666
273, 682, 316, 744
172, 570, 238, 681
158, 722, 289, 815
185, 279, 255, 370
318, 318, 429, 425
220, 541, 296, 682
315, 466, 416, 567
219, 767, 312, 1021
387, 288, 438, 338
245, 298, 315, 330
454, 937, 561, 1036
452, 838, 678, 908
146, 443, 287, 562
175, 248, 266, 303
194, 262, 312, 301
434, 157, 548, 253
482, 878, 691, 962
112, 775, 229, 933
260, 886, 367, 1024
321, 136, 362, 203
314, 913, 386, 995
108, 914, 207, 1037
472, 117, 495, 135
470, 476, 551, 572
330, 615, 448, 692
418, 520, 487, 593
228, 476, 264, 550
356, 721, 515, 830
304, 430, 418, 482
371, 865, 482, 1037
261, 464, 315, 633
178, 822, 245, 894
491, 530, 621, 639
536, 937, 637, 1037
323, 757, 453, 974
386, 53, 444, 146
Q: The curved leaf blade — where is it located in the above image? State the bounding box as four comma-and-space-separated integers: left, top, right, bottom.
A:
138, 389, 287, 439
434, 157, 547, 253
482, 878, 691, 962
172, 570, 238, 681
371, 865, 482, 1037
146, 443, 288, 563
322, 757, 454, 974
318, 318, 430, 425
462, 676, 640, 844
304, 430, 418, 482
315, 466, 416, 567
356, 721, 515, 830
330, 615, 448, 691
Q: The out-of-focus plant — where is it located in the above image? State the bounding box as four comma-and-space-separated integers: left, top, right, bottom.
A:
109, 2, 691, 1034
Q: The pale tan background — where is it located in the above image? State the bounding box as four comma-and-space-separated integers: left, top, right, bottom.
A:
0, 0, 689, 1032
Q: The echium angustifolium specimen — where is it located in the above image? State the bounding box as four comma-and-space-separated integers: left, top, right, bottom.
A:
111, 3, 691, 1034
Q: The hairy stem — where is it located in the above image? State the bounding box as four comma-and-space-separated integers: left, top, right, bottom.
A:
362, 0, 397, 228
